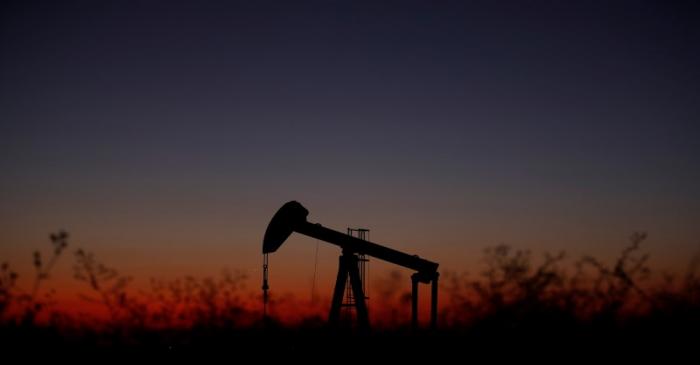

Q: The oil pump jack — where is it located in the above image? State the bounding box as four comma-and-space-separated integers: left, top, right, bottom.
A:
262, 201, 439, 330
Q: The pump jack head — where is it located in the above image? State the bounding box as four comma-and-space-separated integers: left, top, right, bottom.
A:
263, 201, 309, 254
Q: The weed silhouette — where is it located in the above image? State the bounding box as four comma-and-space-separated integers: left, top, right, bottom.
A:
0, 231, 68, 326
1, 230, 698, 357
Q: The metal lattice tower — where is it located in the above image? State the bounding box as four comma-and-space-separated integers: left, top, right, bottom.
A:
342, 228, 370, 325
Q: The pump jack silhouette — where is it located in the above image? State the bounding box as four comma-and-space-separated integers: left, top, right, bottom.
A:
262, 201, 439, 330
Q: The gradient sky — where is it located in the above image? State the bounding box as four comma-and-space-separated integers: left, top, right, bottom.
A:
2, 0, 699, 301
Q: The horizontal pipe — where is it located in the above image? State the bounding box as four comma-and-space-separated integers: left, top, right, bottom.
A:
296, 221, 439, 274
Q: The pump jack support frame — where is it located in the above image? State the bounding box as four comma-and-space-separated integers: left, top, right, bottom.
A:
329, 250, 370, 329
263, 201, 440, 330
411, 272, 439, 330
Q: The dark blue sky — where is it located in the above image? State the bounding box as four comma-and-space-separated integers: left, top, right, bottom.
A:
1, 1, 699, 284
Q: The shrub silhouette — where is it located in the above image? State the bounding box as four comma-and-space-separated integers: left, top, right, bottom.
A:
440, 231, 700, 346
0, 231, 69, 326
0, 262, 19, 319
73, 248, 254, 332
1, 230, 698, 353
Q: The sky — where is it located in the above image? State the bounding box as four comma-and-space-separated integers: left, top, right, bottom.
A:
1, 0, 699, 306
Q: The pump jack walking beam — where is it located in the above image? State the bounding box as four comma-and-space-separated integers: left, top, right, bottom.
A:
263, 201, 440, 329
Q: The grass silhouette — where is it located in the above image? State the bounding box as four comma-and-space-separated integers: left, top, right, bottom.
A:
1, 231, 698, 357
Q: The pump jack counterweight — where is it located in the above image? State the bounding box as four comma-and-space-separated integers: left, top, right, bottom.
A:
262, 201, 440, 330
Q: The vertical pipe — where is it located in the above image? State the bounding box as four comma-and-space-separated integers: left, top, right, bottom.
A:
262, 253, 269, 322
411, 274, 419, 330
431, 273, 439, 330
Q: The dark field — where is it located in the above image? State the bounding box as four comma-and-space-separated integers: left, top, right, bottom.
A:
1, 232, 698, 359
